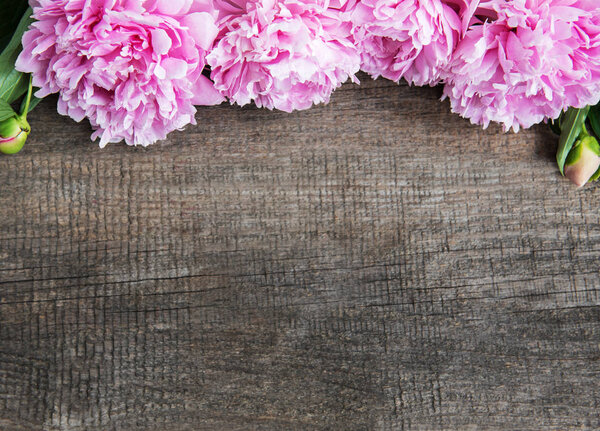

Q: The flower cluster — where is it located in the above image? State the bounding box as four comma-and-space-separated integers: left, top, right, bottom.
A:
207, 0, 360, 112
17, 0, 224, 147
13, 0, 600, 147
444, 0, 600, 132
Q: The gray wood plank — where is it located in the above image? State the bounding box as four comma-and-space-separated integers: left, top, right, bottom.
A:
0, 77, 599, 430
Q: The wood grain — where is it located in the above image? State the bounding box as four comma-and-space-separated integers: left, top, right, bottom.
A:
0, 76, 599, 430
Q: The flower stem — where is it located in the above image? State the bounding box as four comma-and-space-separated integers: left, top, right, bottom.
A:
580, 122, 590, 138
19, 75, 33, 121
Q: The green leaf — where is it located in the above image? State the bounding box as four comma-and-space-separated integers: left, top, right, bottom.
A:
0, 8, 34, 104
588, 104, 600, 140
0, 1, 29, 53
0, 69, 28, 103
0, 98, 17, 122
0, 7, 33, 58
556, 106, 590, 175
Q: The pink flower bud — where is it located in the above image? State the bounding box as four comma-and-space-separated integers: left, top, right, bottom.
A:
0, 116, 30, 155
564, 136, 600, 188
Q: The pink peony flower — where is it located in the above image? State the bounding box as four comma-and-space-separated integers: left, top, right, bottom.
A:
16, 0, 224, 147
443, 0, 600, 132
207, 0, 361, 112
350, 0, 464, 86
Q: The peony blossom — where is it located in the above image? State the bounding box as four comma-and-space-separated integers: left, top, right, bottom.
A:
207, 0, 361, 112
443, 0, 600, 132
350, 0, 464, 86
16, 0, 224, 147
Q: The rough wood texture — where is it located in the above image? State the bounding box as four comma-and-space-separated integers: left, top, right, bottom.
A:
1, 77, 599, 431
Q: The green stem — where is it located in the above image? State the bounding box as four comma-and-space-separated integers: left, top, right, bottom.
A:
19, 75, 33, 120
580, 122, 590, 138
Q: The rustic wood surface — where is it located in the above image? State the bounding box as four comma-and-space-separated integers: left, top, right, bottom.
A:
1, 76, 599, 431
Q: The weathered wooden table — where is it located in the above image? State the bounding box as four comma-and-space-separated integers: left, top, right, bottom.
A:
1, 77, 599, 430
